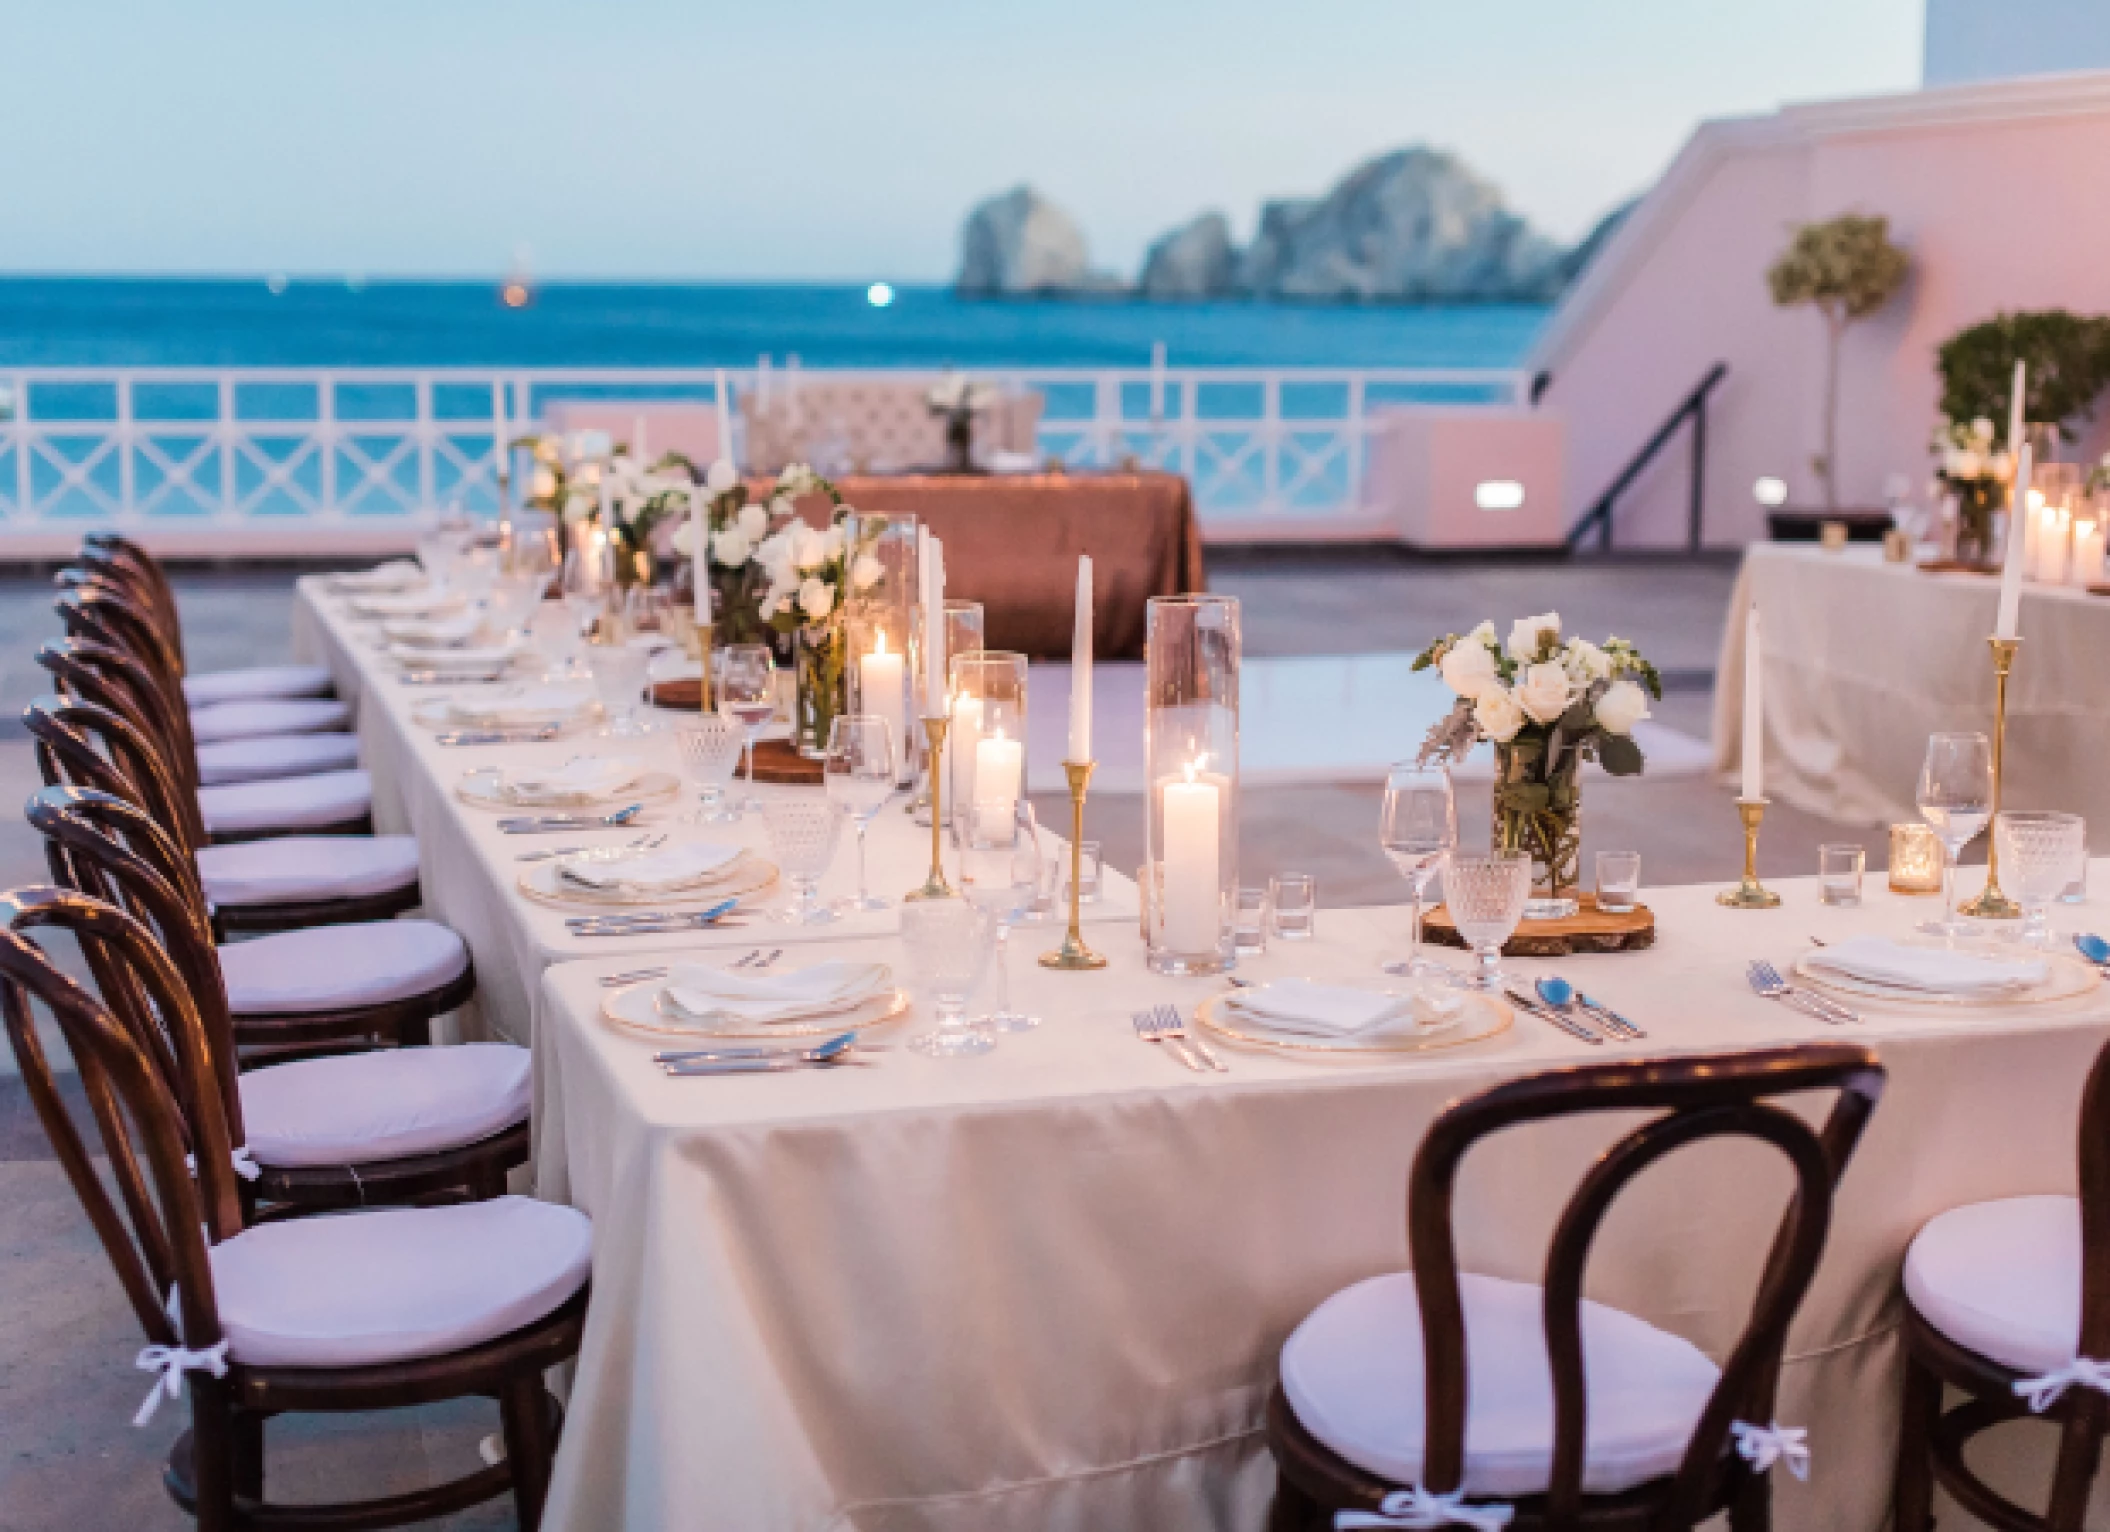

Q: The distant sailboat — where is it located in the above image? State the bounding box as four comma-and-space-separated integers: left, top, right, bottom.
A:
501, 246, 534, 309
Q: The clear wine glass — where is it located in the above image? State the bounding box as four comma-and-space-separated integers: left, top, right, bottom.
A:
1917, 731, 1994, 941
560, 538, 614, 678
824, 715, 896, 913
902, 898, 996, 1059
716, 643, 777, 814
761, 798, 843, 925
1379, 762, 1457, 979
675, 716, 746, 822
958, 800, 1043, 1032
1444, 850, 1532, 992
1994, 810, 2086, 951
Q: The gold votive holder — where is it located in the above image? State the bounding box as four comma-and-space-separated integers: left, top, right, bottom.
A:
1819, 520, 1849, 552
1888, 822, 1943, 894
1883, 528, 1913, 563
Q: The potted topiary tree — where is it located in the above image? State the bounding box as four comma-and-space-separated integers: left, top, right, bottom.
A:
1766, 213, 1911, 524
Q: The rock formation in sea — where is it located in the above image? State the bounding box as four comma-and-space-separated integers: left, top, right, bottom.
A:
955, 186, 1127, 297
1136, 212, 1236, 301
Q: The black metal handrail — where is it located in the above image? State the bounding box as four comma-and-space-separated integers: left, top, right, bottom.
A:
1564, 362, 1729, 553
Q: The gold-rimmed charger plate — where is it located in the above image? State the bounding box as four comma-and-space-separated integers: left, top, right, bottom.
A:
410, 693, 602, 732
518, 852, 779, 911
1793, 946, 2100, 1009
601, 976, 909, 1040
456, 768, 681, 812
1194, 984, 1513, 1058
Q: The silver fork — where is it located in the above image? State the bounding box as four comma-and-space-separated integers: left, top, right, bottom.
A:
1131, 1009, 1208, 1073
1746, 960, 1858, 1025
597, 947, 781, 987
1153, 1003, 1227, 1072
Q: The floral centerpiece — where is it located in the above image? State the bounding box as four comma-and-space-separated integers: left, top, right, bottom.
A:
516, 431, 694, 585
926, 373, 1000, 473
667, 462, 842, 644
1413, 613, 1660, 917
1930, 416, 2013, 565
748, 476, 883, 756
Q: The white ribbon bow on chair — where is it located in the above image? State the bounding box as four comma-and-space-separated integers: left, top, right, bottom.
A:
1731, 1421, 1811, 1481
184, 1146, 261, 1182
133, 1339, 229, 1426
1335, 1487, 1516, 1530
2015, 1358, 2110, 1412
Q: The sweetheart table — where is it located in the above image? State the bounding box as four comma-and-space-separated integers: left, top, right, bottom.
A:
287, 579, 1138, 1046
529, 867, 2110, 1532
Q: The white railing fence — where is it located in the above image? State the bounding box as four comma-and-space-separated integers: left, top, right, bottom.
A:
0, 365, 1524, 549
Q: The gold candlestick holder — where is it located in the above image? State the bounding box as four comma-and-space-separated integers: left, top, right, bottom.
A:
905, 714, 953, 900
1960, 635, 2024, 919
1041, 760, 1108, 970
1718, 798, 1782, 908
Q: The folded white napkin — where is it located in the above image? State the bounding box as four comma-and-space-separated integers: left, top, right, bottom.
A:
661, 960, 890, 1028
446, 686, 593, 727
1224, 979, 1419, 1038
559, 842, 743, 893
328, 560, 425, 592
351, 589, 465, 619
391, 641, 519, 671
500, 756, 647, 805
1804, 935, 2048, 995
383, 612, 485, 647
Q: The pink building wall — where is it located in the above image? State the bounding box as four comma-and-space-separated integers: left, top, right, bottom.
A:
1535, 72, 2110, 549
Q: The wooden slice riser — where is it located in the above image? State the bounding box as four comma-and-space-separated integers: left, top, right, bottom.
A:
1422, 894, 1654, 957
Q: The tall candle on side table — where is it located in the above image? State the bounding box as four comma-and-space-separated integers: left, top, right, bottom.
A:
1160, 761, 1221, 953
1739, 603, 1764, 800
1068, 555, 1093, 762
1996, 444, 2032, 641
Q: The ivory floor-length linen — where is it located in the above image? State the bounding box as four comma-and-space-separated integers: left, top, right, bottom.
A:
1711, 544, 2110, 828
531, 874, 2110, 1532
288, 578, 1137, 1046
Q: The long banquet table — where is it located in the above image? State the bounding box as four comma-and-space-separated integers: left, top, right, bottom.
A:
1712, 542, 2110, 828
287, 579, 1139, 1046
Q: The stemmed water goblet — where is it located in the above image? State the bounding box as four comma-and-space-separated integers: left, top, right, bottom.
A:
675, 716, 747, 822
824, 715, 896, 913
902, 898, 996, 1059
716, 644, 777, 815
586, 641, 652, 738
1378, 762, 1457, 980
958, 800, 1043, 1032
1917, 731, 1993, 941
1994, 810, 2086, 951
1444, 850, 1532, 992
760, 798, 844, 926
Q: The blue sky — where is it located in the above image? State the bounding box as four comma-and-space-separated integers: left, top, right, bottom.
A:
4, 0, 1923, 281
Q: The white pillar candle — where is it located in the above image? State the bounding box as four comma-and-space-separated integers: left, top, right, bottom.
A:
716, 369, 735, 469
1739, 603, 1763, 801
2073, 520, 2106, 589
2023, 496, 2043, 574
2037, 506, 2070, 585
1068, 555, 1093, 762
1996, 443, 2032, 640
949, 693, 983, 812
1160, 763, 1221, 953
691, 485, 709, 624
857, 633, 909, 776
973, 727, 1024, 821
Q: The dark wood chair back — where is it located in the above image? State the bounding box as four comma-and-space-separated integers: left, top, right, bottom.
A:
81, 533, 185, 665
1405, 1044, 1884, 1524
37, 634, 207, 835
55, 585, 192, 745
23, 692, 202, 857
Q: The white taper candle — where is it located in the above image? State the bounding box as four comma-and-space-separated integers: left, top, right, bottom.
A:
1740, 603, 1763, 801
1068, 555, 1093, 762
1997, 443, 2032, 640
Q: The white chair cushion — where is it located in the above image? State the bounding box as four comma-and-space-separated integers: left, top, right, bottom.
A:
218, 919, 468, 1015
191, 698, 352, 743
197, 732, 361, 786
183, 664, 334, 707
199, 770, 372, 836
241, 1044, 530, 1166
209, 1196, 591, 1369
1280, 1272, 1720, 1498
1905, 1195, 2079, 1375
197, 835, 419, 909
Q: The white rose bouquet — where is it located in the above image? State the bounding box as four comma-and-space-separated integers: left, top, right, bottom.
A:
926, 372, 1002, 472
1930, 416, 2012, 565
748, 484, 884, 754
1413, 613, 1661, 905
666, 460, 843, 643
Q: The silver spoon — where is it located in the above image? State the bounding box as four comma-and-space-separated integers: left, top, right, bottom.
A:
2073, 932, 2110, 968
1538, 974, 1648, 1040
1533, 975, 1634, 1041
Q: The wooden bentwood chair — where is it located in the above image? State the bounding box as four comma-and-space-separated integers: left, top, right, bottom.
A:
1894, 1029, 2110, 1531
1267, 1044, 1886, 1531
0, 889, 587, 1531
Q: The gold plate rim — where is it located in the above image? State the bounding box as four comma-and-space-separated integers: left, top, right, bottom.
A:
1193, 985, 1514, 1058
601, 978, 909, 1040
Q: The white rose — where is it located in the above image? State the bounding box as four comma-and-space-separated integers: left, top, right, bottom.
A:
822, 523, 846, 559
669, 521, 696, 557
530, 467, 557, 498
1595, 678, 1650, 735
792, 524, 826, 572
771, 495, 795, 520
705, 458, 739, 494
1438, 639, 1500, 700
737, 503, 769, 541
1514, 661, 1572, 725
712, 529, 751, 567
798, 577, 835, 620
562, 492, 593, 524
1507, 612, 1561, 663
1474, 687, 1525, 744
1971, 417, 1996, 443
1563, 637, 1611, 683
851, 553, 883, 591
1466, 620, 1497, 646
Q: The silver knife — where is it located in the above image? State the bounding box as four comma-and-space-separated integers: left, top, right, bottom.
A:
436, 727, 563, 746
1576, 991, 1647, 1040
1504, 987, 1604, 1045
566, 899, 738, 930
660, 1055, 844, 1077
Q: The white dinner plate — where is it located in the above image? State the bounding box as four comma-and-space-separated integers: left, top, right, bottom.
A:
517, 852, 779, 910
456, 765, 681, 812
601, 974, 909, 1040
412, 691, 601, 732
1194, 981, 1513, 1058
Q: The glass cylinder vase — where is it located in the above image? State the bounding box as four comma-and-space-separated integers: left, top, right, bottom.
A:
912, 599, 985, 821
844, 512, 919, 783
793, 620, 849, 760
947, 651, 1028, 837
1492, 743, 1581, 921
1143, 595, 1240, 976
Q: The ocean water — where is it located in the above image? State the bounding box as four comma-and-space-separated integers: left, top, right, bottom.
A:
0, 279, 1549, 371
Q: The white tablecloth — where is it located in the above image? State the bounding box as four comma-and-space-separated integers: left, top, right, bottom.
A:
1711, 544, 2110, 828
530, 869, 2110, 1532
289, 579, 1138, 1047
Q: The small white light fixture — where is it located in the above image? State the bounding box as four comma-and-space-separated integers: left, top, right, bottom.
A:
866, 282, 895, 308
1754, 476, 1789, 507
1474, 479, 1526, 511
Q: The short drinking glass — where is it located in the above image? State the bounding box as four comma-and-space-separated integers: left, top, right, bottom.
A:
1269, 874, 1317, 941
1232, 887, 1270, 956
1818, 844, 1866, 907
1595, 851, 1642, 914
